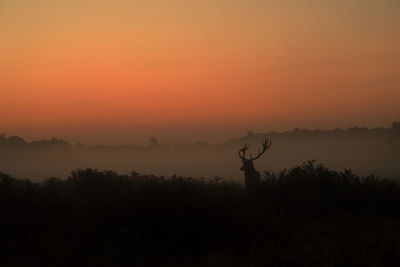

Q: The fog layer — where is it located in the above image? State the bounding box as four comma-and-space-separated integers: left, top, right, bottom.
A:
1, 122, 399, 181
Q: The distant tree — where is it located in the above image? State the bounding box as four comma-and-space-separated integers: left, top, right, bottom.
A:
7, 136, 27, 145
149, 137, 160, 148
393, 119, 400, 129
247, 131, 255, 137
30, 138, 71, 149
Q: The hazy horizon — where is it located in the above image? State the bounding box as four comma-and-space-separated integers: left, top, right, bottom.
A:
1, 119, 397, 145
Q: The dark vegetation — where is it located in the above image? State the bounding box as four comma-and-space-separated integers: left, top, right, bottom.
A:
2, 161, 400, 266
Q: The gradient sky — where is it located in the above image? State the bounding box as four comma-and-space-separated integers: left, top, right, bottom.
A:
1, 0, 399, 144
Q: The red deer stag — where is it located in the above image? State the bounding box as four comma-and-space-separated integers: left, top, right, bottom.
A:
238, 137, 272, 190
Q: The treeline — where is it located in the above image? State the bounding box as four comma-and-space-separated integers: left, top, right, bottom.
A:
0, 135, 72, 149
226, 122, 400, 147
1, 162, 400, 266
1, 120, 399, 151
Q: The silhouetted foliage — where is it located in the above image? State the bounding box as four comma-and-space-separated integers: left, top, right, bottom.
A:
0, 135, 71, 150
149, 137, 161, 148
393, 119, 400, 129
260, 161, 398, 216
1, 163, 400, 266
7, 136, 27, 145
31, 137, 72, 149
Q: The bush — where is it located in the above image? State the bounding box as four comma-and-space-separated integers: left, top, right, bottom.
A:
0, 163, 400, 266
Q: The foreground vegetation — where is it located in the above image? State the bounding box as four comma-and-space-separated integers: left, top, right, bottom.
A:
1, 161, 400, 266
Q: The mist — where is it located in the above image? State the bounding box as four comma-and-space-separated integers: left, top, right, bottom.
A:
1, 121, 399, 181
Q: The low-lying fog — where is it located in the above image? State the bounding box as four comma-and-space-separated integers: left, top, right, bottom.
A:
1, 125, 399, 182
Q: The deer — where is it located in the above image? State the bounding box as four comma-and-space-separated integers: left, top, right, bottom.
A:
238, 137, 272, 190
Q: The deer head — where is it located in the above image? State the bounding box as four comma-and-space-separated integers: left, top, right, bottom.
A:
238, 137, 272, 167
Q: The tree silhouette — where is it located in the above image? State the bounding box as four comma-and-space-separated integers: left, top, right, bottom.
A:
149, 136, 161, 148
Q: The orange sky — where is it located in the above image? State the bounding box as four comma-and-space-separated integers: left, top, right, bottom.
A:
1, 0, 399, 144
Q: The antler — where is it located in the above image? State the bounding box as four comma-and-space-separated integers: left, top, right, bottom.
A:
238, 137, 272, 161
249, 137, 271, 160
238, 144, 250, 160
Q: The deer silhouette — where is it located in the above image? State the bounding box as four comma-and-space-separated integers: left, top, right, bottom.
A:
238, 137, 272, 190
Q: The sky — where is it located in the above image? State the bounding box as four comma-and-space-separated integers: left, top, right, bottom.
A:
1, 0, 399, 144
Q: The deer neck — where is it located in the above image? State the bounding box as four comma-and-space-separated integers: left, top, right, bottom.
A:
245, 162, 258, 174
